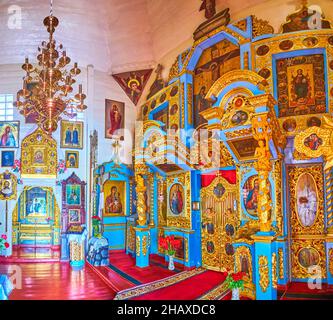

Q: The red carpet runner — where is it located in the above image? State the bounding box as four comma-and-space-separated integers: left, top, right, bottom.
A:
279, 282, 333, 300
115, 268, 228, 300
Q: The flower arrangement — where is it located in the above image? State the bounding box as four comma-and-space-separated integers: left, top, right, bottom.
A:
57, 159, 67, 175
92, 215, 102, 238
225, 271, 246, 290
0, 234, 9, 252
158, 235, 182, 256
12, 159, 21, 173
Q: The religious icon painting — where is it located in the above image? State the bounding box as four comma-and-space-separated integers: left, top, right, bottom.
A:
168, 183, 185, 216
296, 173, 318, 227
193, 39, 240, 128
65, 151, 79, 168
0, 170, 17, 200
307, 117, 321, 128
112, 69, 153, 105
105, 99, 125, 139
25, 187, 47, 217
0, 121, 19, 148
68, 209, 81, 223
33, 149, 46, 165
1, 150, 14, 167
298, 247, 320, 269
276, 54, 326, 117
66, 184, 81, 206
60, 120, 83, 149
242, 175, 259, 217
103, 180, 125, 216
304, 134, 323, 151
282, 118, 297, 132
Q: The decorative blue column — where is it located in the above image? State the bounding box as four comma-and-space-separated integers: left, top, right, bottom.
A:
252, 232, 277, 300
134, 226, 150, 268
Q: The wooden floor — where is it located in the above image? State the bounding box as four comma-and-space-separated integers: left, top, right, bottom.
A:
0, 262, 116, 300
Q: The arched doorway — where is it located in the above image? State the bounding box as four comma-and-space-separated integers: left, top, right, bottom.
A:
12, 186, 61, 259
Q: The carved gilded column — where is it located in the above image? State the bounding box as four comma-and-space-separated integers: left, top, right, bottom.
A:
135, 173, 147, 226
134, 163, 150, 267
252, 114, 273, 232
148, 172, 155, 227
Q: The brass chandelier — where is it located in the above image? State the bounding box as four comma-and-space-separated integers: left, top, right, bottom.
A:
15, 1, 87, 134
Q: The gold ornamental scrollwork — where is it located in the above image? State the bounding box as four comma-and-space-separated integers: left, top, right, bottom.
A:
252, 114, 273, 232
201, 174, 238, 271
278, 248, 284, 279
252, 15, 274, 38
294, 117, 333, 170
142, 235, 147, 256
258, 255, 269, 293
136, 174, 147, 226
288, 165, 324, 235
291, 239, 326, 279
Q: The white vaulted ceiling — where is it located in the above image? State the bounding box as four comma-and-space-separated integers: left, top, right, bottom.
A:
0, 0, 332, 74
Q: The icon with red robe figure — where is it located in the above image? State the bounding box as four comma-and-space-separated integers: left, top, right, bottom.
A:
169, 183, 184, 215
105, 100, 125, 139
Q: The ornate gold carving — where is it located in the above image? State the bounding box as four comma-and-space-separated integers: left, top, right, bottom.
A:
225, 128, 252, 139
253, 32, 333, 114
157, 176, 167, 226
291, 239, 326, 279
278, 248, 284, 279
168, 57, 179, 82
258, 255, 269, 292
201, 174, 238, 271
135, 173, 148, 226
288, 165, 324, 235
21, 128, 57, 178
272, 253, 277, 288
252, 114, 273, 232
205, 70, 269, 99
252, 15, 274, 38
187, 83, 193, 126
181, 83, 185, 128
273, 160, 283, 236
142, 235, 147, 256
294, 117, 333, 170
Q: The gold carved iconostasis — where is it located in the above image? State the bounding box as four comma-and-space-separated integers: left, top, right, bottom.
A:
133, 2, 333, 295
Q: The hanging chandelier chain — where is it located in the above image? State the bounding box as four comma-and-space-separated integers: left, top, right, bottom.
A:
15, 8, 87, 135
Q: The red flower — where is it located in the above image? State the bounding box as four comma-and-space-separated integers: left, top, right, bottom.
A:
92, 216, 101, 221
4, 242, 9, 248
